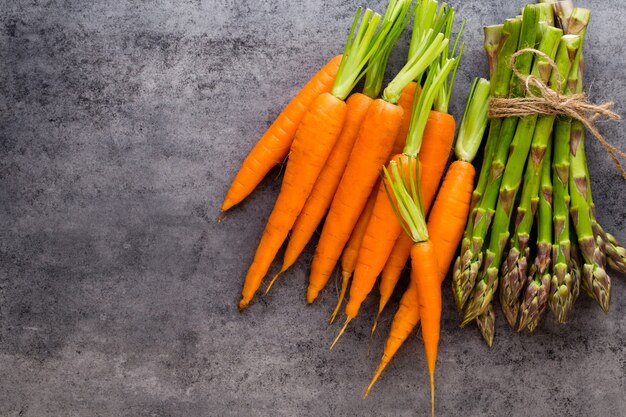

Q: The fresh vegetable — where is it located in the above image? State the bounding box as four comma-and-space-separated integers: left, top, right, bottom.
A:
239, 8, 387, 309
452, 15, 524, 312
378, 158, 444, 416
307, 28, 451, 304
461, 8, 562, 326
221, 55, 342, 212
335, 49, 462, 347
345, 5, 462, 339
364, 78, 490, 401
548, 6, 589, 324
500, 34, 581, 330
518, 135, 553, 332
331, 186, 378, 323
265, 0, 413, 294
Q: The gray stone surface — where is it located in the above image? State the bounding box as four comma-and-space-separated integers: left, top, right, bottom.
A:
1, 0, 625, 416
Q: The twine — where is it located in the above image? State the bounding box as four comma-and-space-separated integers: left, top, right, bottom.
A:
489, 48, 625, 178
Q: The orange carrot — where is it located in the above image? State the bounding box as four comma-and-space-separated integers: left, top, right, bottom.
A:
264, 0, 416, 294
239, 93, 347, 309
373, 111, 456, 327
221, 55, 342, 212
417, 111, 456, 206
308, 98, 404, 304
364, 164, 473, 398
391, 81, 420, 155
346, 154, 420, 321
364, 78, 491, 408
309, 30, 452, 306
428, 161, 475, 268
342, 53, 460, 332
364, 278, 420, 399
331, 186, 378, 323
266, 92, 373, 292
412, 240, 441, 417
238, 8, 393, 308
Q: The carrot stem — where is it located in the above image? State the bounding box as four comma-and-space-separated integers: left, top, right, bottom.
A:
331, 8, 382, 100
363, 0, 413, 98
382, 32, 449, 104
454, 78, 491, 163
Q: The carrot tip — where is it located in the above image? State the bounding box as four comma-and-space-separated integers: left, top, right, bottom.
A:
364, 359, 388, 400
367, 311, 382, 356
329, 270, 351, 324
430, 373, 435, 417
221, 198, 234, 212
264, 268, 286, 296
238, 299, 249, 310
306, 287, 319, 304
329, 317, 352, 350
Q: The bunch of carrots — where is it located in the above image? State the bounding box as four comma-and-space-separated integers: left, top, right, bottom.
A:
219, 0, 623, 414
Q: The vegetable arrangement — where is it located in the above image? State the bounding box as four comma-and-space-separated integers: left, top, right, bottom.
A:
220, 0, 623, 414
453, 0, 624, 347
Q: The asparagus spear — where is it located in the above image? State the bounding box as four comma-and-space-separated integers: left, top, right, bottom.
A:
452, 12, 526, 312
476, 303, 496, 347
563, 9, 611, 313
548, 8, 590, 323
518, 134, 553, 332
594, 225, 626, 273
549, 118, 576, 323
500, 34, 580, 329
458, 25, 503, 256
570, 123, 611, 312
484, 24, 503, 82
538, 0, 574, 31
462, 22, 564, 327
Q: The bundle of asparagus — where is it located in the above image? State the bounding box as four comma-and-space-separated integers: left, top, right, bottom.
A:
452, 0, 625, 346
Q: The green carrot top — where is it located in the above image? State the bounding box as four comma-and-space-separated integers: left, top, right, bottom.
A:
433, 8, 465, 113
382, 0, 452, 104
331, 8, 383, 101
402, 36, 462, 158
454, 78, 491, 163
408, 0, 449, 61
383, 159, 429, 243
362, 0, 414, 98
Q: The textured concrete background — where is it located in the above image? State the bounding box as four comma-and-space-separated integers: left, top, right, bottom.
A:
1, 0, 625, 416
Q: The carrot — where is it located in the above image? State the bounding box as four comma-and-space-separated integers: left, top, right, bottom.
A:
265, 93, 373, 294
364, 278, 420, 399
340, 27, 463, 341
239, 93, 347, 308
331, 186, 378, 324
377, 158, 441, 415
311, 99, 404, 306
239, 9, 388, 308
412, 240, 441, 417
367, 161, 475, 370
309, 30, 452, 306
372, 111, 456, 329
221, 54, 342, 212
364, 79, 491, 408
391, 81, 419, 155
264, 0, 414, 295
370, 13, 466, 329
346, 153, 420, 320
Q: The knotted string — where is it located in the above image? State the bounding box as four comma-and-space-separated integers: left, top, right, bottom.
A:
489, 48, 625, 178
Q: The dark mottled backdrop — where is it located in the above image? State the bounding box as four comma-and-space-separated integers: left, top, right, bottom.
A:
1, 1, 625, 416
